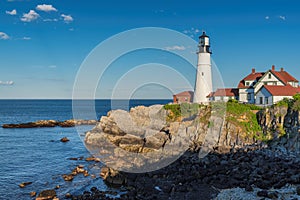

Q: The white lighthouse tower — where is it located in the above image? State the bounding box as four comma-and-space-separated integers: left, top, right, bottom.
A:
193, 32, 213, 104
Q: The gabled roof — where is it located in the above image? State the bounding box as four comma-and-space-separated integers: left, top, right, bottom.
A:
238, 67, 299, 89
174, 91, 194, 97
272, 70, 298, 84
262, 85, 300, 96
210, 88, 239, 97
238, 72, 264, 89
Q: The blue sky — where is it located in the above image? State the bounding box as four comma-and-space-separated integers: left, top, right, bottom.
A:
1, 0, 300, 99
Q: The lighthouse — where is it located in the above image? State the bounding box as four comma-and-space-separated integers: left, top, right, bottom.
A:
193, 32, 213, 104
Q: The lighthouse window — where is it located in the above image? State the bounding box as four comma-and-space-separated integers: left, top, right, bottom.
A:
202, 72, 204, 76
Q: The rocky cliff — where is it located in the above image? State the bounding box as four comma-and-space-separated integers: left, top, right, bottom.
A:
257, 105, 300, 151
85, 102, 265, 173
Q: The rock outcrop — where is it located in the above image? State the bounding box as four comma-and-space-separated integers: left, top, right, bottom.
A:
2, 119, 97, 128
36, 189, 57, 200
85, 104, 261, 173
257, 106, 300, 151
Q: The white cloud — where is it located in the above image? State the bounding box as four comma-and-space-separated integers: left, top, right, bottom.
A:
265, 16, 270, 20
48, 65, 57, 69
36, 4, 57, 12
43, 18, 58, 22
22, 37, 31, 40
0, 81, 14, 86
164, 45, 186, 51
6, 9, 17, 15
0, 32, 10, 40
21, 10, 40, 22
279, 15, 286, 20
61, 14, 73, 23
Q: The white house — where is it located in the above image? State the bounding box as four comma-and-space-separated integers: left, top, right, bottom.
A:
238, 65, 299, 105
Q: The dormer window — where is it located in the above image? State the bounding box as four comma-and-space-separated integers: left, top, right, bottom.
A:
245, 82, 250, 86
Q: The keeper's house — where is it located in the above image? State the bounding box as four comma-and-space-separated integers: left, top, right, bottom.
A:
237, 65, 300, 105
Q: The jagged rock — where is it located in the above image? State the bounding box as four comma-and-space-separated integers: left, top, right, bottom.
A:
100, 166, 126, 185
62, 174, 74, 181
2, 119, 97, 128
30, 191, 37, 197
3, 120, 58, 128
19, 182, 32, 188
36, 189, 56, 200
85, 157, 100, 162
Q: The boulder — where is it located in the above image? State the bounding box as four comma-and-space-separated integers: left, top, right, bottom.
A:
36, 189, 56, 200
62, 174, 74, 181
19, 182, 32, 188
30, 191, 37, 197
100, 166, 126, 186
60, 137, 69, 143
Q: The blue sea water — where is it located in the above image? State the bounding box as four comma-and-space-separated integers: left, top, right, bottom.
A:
0, 99, 171, 200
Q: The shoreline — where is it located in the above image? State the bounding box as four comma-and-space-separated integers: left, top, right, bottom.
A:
72, 147, 300, 200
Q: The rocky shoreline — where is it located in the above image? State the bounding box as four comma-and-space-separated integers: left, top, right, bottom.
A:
2, 119, 97, 128
70, 146, 300, 200
72, 103, 300, 200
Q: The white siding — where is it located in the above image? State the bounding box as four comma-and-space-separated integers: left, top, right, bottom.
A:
288, 81, 299, 87
254, 71, 284, 93
239, 88, 248, 102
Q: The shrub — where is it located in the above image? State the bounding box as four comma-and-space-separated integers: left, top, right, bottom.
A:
276, 98, 294, 108
293, 94, 300, 101
292, 99, 300, 111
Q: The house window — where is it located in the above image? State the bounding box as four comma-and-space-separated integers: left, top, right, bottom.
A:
245, 82, 250, 86
259, 97, 263, 104
247, 94, 251, 100
221, 96, 224, 101
268, 74, 272, 79
265, 97, 269, 105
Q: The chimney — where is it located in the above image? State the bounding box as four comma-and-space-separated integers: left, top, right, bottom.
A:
252, 68, 256, 74
272, 65, 275, 71
280, 67, 284, 72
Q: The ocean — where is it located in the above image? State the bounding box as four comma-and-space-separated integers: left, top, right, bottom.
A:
0, 99, 171, 200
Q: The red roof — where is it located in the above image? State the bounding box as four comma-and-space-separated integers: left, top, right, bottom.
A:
238, 72, 264, 88
263, 85, 300, 96
272, 70, 298, 84
174, 91, 194, 97
238, 68, 298, 89
211, 88, 239, 97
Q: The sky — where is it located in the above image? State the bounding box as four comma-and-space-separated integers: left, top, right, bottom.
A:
1, 0, 300, 99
